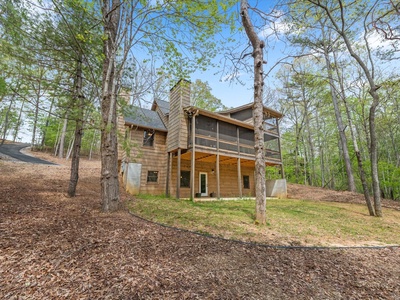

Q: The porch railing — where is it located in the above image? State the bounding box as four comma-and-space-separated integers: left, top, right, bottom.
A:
192, 134, 281, 162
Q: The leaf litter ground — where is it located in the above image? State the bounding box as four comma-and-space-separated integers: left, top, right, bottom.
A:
1, 149, 399, 299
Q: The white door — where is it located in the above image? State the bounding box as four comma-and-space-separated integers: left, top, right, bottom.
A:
199, 172, 208, 196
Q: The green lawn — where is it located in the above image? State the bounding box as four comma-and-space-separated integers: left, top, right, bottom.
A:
129, 196, 400, 247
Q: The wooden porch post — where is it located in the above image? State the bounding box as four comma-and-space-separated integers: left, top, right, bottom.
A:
237, 158, 242, 198
176, 148, 181, 199
216, 121, 220, 198
166, 152, 171, 196
276, 117, 285, 179
237, 127, 242, 198
191, 115, 196, 200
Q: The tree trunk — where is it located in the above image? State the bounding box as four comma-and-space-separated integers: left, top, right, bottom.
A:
303, 99, 315, 186
294, 118, 303, 183
31, 78, 42, 149
89, 130, 97, 160
321, 29, 356, 192
13, 99, 25, 142
315, 108, 325, 187
66, 135, 75, 160
100, 0, 121, 212
369, 96, 382, 216
241, 0, 266, 225
68, 58, 84, 197
1, 96, 14, 145
336, 57, 375, 216
343, 99, 375, 215
58, 114, 69, 158
54, 121, 61, 156
309, 0, 382, 216
41, 97, 54, 148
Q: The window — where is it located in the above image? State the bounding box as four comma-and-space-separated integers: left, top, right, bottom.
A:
143, 130, 155, 147
180, 171, 190, 188
243, 175, 250, 189
147, 171, 158, 183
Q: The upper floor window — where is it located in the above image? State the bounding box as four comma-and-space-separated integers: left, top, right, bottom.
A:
143, 129, 155, 147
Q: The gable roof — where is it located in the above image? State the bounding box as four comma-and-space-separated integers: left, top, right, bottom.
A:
151, 99, 170, 116
218, 103, 283, 118
184, 106, 256, 131
123, 106, 167, 132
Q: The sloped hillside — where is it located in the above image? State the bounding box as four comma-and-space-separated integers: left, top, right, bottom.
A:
0, 149, 399, 299
288, 183, 400, 210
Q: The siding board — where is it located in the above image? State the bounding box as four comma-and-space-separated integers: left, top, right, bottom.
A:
170, 158, 255, 198
167, 80, 190, 152
122, 127, 168, 195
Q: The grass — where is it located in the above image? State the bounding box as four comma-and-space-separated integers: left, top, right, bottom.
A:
129, 196, 400, 247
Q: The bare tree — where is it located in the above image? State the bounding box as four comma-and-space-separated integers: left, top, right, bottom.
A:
307, 0, 383, 216
331, 49, 375, 216
319, 21, 356, 192
67, 57, 84, 197
240, 0, 267, 225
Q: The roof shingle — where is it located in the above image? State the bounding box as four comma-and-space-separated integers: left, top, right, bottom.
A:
123, 106, 167, 131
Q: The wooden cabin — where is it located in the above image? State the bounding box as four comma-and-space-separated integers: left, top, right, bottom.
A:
118, 79, 284, 199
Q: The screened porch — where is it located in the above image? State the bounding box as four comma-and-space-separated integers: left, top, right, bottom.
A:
188, 114, 282, 165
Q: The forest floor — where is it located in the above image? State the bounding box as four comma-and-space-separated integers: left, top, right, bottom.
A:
1, 146, 400, 299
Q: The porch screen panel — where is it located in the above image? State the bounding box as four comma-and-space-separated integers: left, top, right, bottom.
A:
240, 145, 255, 155
265, 138, 280, 160
239, 127, 254, 145
264, 117, 278, 134
195, 137, 217, 148
219, 121, 237, 143
238, 127, 254, 155
219, 142, 237, 152
195, 115, 217, 137
264, 133, 278, 141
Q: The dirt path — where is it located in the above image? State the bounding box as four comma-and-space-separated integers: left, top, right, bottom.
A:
1, 152, 399, 299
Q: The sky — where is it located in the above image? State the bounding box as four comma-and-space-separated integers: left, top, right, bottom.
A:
192, 69, 253, 108
188, 1, 287, 109
3, 0, 288, 143
7, 0, 399, 143
199, 0, 400, 110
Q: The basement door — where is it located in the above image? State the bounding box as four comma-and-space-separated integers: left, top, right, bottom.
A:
199, 172, 208, 196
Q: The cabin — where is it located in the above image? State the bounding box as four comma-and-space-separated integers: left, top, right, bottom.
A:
117, 79, 284, 199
